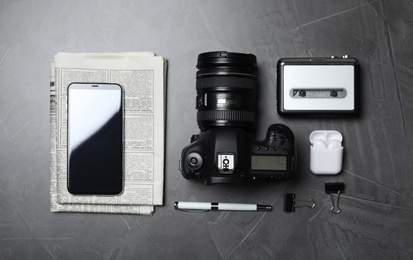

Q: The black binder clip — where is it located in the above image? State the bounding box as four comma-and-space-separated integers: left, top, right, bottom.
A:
325, 182, 345, 214
283, 193, 316, 212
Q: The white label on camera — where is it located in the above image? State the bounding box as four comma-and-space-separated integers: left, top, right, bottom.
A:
217, 154, 234, 170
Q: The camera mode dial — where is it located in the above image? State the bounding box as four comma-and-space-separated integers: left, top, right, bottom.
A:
185, 152, 203, 172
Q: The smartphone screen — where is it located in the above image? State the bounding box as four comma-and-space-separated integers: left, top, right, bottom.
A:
67, 83, 123, 195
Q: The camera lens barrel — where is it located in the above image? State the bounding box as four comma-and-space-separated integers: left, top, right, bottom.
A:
196, 51, 258, 131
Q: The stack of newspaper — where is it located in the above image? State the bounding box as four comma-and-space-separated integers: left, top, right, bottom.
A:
50, 52, 166, 215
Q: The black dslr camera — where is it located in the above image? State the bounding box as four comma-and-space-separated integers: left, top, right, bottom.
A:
180, 51, 296, 185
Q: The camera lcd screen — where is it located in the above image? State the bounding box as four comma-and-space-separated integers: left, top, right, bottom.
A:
251, 155, 287, 171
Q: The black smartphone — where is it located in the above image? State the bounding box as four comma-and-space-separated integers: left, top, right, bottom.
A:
67, 83, 123, 195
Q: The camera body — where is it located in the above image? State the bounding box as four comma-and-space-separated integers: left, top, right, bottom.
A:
179, 51, 296, 185
180, 124, 296, 185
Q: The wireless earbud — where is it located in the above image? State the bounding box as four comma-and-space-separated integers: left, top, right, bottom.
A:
313, 139, 327, 149
327, 139, 342, 149
313, 139, 341, 149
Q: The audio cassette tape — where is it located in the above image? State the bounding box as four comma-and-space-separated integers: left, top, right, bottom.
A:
277, 56, 360, 116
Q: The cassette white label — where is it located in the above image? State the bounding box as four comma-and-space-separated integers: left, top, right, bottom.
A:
283, 65, 355, 111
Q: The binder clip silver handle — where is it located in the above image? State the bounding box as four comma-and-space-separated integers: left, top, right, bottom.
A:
283, 193, 316, 213
329, 191, 341, 214
325, 182, 345, 214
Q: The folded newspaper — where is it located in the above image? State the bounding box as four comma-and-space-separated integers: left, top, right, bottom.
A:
50, 52, 166, 215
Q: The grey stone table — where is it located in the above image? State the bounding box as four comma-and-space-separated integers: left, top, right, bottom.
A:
1, 0, 412, 259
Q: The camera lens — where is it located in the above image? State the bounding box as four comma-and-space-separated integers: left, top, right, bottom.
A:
195, 51, 258, 131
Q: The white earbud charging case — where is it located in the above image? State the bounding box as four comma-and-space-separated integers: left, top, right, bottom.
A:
310, 130, 343, 175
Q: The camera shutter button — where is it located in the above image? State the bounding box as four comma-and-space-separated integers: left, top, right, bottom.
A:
191, 134, 199, 143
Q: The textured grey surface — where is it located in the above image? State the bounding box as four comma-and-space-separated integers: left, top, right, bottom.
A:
1, 0, 412, 259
